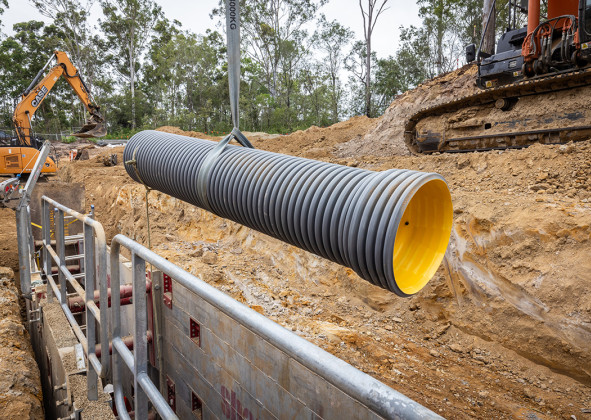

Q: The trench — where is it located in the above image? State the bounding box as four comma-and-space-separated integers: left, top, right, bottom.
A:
109, 182, 591, 388
25, 148, 591, 418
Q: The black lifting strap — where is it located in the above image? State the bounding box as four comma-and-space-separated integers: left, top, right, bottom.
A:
196, 0, 254, 212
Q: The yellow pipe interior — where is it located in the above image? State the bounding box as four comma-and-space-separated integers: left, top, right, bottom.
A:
392, 179, 453, 295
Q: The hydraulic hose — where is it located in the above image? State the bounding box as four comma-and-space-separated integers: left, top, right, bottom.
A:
124, 131, 453, 296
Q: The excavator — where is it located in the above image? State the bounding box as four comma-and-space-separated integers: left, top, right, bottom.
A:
405, 0, 591, 153
0, 51, 106, 175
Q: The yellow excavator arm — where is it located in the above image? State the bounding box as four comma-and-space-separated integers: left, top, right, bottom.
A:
13, 50, 106, 147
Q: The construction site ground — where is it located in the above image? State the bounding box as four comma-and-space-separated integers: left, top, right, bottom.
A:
1, 64, 590, 419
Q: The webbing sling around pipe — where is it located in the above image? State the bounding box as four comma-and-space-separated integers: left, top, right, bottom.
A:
226, 0, 241, 130
124, 131, 453, 296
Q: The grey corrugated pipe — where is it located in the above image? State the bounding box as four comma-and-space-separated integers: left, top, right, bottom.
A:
124, 131, 453, 296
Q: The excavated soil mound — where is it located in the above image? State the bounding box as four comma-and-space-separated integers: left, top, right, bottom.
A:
337, 64, 479, 157
157, 115, 379, 162
156, 126, 220, 140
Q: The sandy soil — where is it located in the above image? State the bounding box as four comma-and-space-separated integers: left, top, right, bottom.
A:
337, 64, 480, 157
0, 208, 18, 270
0, 267, 43, 419
0, 63, 590, 419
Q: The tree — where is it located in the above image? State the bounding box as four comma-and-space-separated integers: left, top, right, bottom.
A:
143, 21, 230, 132
0, 21, 75, 131
299, 61, 329, 126
213, 0, 327, 99
417, 0, 456, 74
345, 40, 378, 116
358, 0, 389, 117
0, 0, 8, 29
30, 0, 98, 86
315, 16, 353, 123
100, 0, 162, 130
481, 0, 495, 55
394, 26, 433, 87
456, 0, 483, 47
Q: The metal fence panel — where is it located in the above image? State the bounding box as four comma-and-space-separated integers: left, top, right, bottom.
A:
110, 234, 441, 420
40, 195, 110, 402
28, 195, 440, 420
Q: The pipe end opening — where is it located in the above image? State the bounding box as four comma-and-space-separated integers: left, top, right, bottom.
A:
392, 178, 453, 295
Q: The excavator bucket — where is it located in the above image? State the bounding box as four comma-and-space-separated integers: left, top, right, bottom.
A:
72, 115, 107, 138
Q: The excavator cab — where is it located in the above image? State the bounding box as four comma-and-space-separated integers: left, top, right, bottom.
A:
468, 0, 591, 88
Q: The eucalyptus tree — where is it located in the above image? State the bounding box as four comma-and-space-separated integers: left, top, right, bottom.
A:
358, 0, 389, 117
315, 16, 353, 123
99, 0, 162, 130
30, 0, 100, 88
213, 0, 327, 100
345, 40, 378, 117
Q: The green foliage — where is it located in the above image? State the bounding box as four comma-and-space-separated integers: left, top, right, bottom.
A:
0, 0, 509, 138
99, 0, 163, 130
61, 136, 78, 143
315, 16, 354, 122
0, 0, 8, 27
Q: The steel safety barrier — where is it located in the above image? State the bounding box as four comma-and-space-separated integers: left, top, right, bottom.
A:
109, 233, 441, 419
24, 196, 441, 419
40, 195, 109, 400
110, 236, 179, 420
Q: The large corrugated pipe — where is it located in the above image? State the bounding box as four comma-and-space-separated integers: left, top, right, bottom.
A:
124, 130, 453, 297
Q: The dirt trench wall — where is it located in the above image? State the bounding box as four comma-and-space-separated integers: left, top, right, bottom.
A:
0, 267, 43, 419
83, 138, 591, 388
107, 181, 591, 384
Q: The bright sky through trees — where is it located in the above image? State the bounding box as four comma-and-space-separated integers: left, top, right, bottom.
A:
4, 0, 421, 57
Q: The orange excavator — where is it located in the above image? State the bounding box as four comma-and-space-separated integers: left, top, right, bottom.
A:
405, 0, 591, 153
0, 51, 106, 175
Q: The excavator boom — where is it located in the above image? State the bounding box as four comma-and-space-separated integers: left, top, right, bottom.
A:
1, 51, 106, 176
12, 50, 106, 147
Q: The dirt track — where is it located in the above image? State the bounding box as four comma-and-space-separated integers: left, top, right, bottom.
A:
0, 63, 590, 418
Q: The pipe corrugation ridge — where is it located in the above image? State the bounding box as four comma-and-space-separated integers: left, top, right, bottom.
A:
124, 130, 452, 296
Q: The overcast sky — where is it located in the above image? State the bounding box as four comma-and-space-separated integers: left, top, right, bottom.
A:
3, 0, 422, 59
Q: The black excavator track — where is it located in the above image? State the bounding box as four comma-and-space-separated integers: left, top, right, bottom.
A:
405, 66, 591, 154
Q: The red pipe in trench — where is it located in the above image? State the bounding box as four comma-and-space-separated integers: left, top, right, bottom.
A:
67, 282, 151, 313
94, 331, 153, 358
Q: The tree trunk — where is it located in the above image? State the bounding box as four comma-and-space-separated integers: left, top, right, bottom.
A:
331, 73, 338, 123
436, 0, 444, 74
130, 41, 136, 131
365, 35, 372, 117
482, 0, 496, 56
